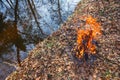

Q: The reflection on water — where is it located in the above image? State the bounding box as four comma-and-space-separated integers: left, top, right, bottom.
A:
0, 0, 81, 79
0, 63, 16, 80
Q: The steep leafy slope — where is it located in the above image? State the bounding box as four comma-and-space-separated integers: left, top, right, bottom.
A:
7, 0, 120, 80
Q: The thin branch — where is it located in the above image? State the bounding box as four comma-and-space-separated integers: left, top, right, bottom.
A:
31, 0, 37, 14
9, 0, 14, 7
0, 0, 13, 17
6, 0, 14, 9
27, 0, 44, 35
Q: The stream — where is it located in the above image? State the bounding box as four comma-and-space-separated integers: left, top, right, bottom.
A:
0, 0, 81, 80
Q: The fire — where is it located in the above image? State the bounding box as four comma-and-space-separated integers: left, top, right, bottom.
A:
76, 15, 102, 59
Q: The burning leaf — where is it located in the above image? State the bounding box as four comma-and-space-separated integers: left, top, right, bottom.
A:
75, 15, 102, 60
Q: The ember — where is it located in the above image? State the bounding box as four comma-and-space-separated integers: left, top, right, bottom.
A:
75, 15, 102, 61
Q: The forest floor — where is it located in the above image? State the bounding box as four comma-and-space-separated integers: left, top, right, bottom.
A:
7, 0, 120, 80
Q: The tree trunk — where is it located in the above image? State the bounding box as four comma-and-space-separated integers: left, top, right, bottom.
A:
17, 47, 21, 66
14, 0, 21, 67
58, 0, 63, 23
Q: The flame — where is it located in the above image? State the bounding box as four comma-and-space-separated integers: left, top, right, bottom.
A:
76, 15, 102, 58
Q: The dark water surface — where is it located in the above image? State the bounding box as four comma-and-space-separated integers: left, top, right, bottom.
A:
0, 0, 81, 80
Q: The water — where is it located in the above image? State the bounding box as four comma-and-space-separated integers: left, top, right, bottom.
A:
0, 0, 81, 80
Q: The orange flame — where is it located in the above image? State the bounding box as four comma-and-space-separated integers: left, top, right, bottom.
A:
76, 16, 102, 58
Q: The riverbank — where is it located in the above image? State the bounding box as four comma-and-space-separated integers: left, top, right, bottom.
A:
6, 0, 120, 79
